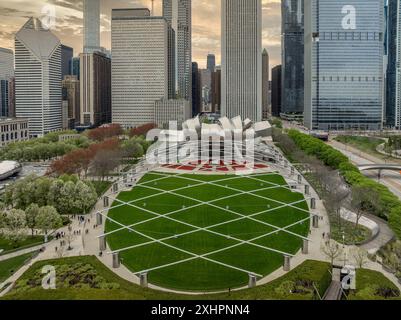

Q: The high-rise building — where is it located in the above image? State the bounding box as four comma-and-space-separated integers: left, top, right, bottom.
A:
281, 0, 304, 115
305, 0, 384, 131
221, 0, 262, 121
8, 77, 15, 117
154, 98, 191, 128
271, 65, 282, 117
200, 68, 212, 110
0, 80, 9, 117
61, 45, 73, 80
211, 66, 221, 113
71, 57, 80, 80
207, 54, 216, 73
168, 27, 176, 99
163, 0, 192, 101
84, 0, 101, 53
62, 75, 80, 127
0, 48, 14, 79
262, 49, 270, 119
80, 51, 111, 127
15, 18, 62, 137
111, 8, 169, 128
386, 0, 401, 128
192, 62, 201, 116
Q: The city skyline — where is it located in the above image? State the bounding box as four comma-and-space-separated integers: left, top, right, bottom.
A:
0, 0, 282, 69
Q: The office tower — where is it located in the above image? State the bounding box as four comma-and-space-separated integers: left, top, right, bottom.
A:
111, 8, 169, 128
262, 49, 270, 119
80, 51, 111, 127
221, 0, 262, 121
154, 98, 191, 128
62, 75, 80, 127
8, 77, 15, 117
271, 65, 282, 117
0, 80, 9, 117
211, 66, 221, 113
168, 27, 176, 99
163, 0, 192, 101
61, 45, 73, 80
192, 62, 201, 116
84, 0, 100, 53
386, 0, 401, 128
305, 0, 384, 131
0, 48, 14, 79
207, 54, 216, 73
15, 18, 62, 137
281, 0, 304, 115
200, 68, 212, 111
71, 57, 80, 80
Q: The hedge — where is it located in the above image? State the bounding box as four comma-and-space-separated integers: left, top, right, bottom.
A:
287, 129, 401, 239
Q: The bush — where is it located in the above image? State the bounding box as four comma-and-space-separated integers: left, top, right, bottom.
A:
287, 129, 401, 239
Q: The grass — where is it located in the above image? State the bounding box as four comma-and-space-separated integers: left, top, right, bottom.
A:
348, 269, 401, 300
0, 236, 44, 256
0, 253, 35, 283
2, 256, 331, 300
105, 172, 310, 292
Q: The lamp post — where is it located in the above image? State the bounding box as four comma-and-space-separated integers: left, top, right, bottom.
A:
342, 231, 347, 267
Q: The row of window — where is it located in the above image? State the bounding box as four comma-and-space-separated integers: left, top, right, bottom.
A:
1, 130, 29, 142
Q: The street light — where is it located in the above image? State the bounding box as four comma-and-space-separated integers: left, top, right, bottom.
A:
342, 231, 347, 267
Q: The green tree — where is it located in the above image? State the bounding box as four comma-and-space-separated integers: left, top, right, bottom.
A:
36, 206, 62, 242
25, 204, 40, 237
1, 209, 27, 245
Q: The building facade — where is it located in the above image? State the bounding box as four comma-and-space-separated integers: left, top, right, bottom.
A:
271, 65, 282, 117
386, 0, 401, 128
0, 118, 29, 147
304, 0, 384, 131
262, 49, 270, 119
211, 67, 221, 113
80, 51, 111, 127
84, 0, 101, 53
0, 48, 14, 79
281, 0, 304, 115
191, 62, 201, 116
15, 18, 62, 137
221, 0, 262, 121
61, 44, 73, 80
71, 57, 80, 80
154, 98, 191, 128
163, 0, 192, 101
111, 8, 169, 128
62, 75, 80, 128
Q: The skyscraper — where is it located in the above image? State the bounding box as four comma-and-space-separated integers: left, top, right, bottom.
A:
262, 49, 270, 119
61, 44, 73, 80
80, 51, 111, 127
0, 48, 14, 79
304, 0, 384, 131
15, 18, 62, 137
192, 62, 201, 116
211, 66, 221, 113
386, 0, 401, 128
281, 0, 304, 115
84, 0, 100, 53
221, 0, 262, 121
271, 65, 282, 117
111, 8, 169, 128
207, 54, 216, 73
62, 75, 80, 127
163, 0, 192, 101
71, 57, 80, 80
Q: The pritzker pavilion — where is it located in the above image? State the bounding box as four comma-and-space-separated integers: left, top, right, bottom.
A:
92, 116, 326, 293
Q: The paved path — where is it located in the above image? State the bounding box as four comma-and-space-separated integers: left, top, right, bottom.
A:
360, 214, 395, 254
0, 244, 45, 262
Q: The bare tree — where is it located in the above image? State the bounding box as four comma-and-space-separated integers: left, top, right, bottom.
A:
321, 240, 343, 266
350, 186, 380, 229
351, 247, 369, 269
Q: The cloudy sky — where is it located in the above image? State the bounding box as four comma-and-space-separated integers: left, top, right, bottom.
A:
0, 0, 282, 69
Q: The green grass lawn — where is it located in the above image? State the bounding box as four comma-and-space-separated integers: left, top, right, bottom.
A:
348, 269, 400, 300
105, 172, 310, 291
0, 253, 35, 283
2, 256, 331, 300
0, 236, 44, 256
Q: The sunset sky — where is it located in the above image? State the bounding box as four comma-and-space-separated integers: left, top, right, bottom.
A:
0, 0, 282, 69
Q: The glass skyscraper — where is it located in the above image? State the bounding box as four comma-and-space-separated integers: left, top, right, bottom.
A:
83, 0, 100, 53
305, 0, 384, 131
281, 0, 304, 114
386, 0, 401, 128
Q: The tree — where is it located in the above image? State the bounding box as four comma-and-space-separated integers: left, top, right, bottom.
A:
351, 247, 369, 269
74, 181, 98, 214
91, 149, 122, 180
350, 185, 380, 229
321, 240, 343, 266
1, 209, 27, 245
25, 204, 40, 237
36, 206, 62, 242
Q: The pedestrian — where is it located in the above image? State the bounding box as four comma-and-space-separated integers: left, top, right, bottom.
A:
55, 246, 58, 252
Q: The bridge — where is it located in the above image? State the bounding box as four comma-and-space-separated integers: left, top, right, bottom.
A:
358, 164, 401, 172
